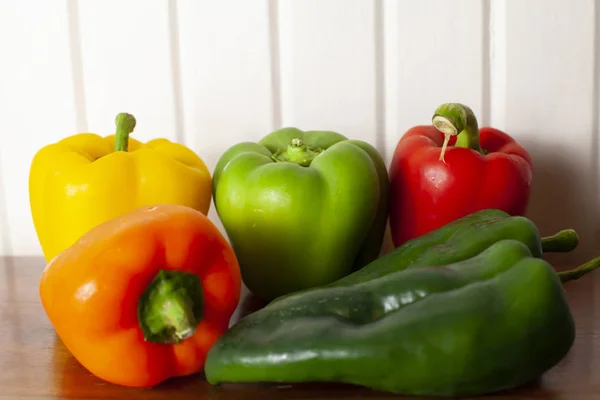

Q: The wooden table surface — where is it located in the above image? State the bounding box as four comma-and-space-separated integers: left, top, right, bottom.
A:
2, 256, 600, 400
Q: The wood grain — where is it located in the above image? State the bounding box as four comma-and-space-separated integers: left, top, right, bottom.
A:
1, 256, 599, 399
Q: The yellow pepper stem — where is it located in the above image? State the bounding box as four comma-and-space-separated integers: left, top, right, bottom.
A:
114, 113, 137, 152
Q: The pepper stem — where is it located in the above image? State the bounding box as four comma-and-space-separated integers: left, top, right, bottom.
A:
541, 229, 579, 253
271, 138, 323, 167
432, 103, 483, 162
114, 112, 137, 152
138, 269, 204, 344
559, 256, 600, 283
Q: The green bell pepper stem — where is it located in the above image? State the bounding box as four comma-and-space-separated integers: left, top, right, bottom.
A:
559, 256, 600, 283
432, 103, 484, 162
114, 112, 137, 152
272, 138, 323, 167
541, 229, 579, 253
137, 269, 204, 344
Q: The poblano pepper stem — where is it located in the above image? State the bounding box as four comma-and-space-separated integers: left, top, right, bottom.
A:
114, 112, 137, 152
541, 229, 579, 253
272, 138, 323, 167
559, 256, 600, 283
432, 103, 484, 162
137, 269, 204, 344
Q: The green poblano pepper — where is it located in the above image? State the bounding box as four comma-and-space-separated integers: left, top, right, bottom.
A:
212, 127, 389, 301
204, 239, 599, 397
335, 208, 578, 286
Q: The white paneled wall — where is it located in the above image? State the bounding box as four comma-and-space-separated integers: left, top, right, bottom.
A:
0, 1, 78, 256
384, 0, 489, 159
501, 0, 599, 266
0, 0, 599, 264
278, 0, 381, 145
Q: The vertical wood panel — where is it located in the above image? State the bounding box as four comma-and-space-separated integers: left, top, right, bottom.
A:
67, 0, 88, 133
78, 0, 178, 142
278, 0, 380, 146
500, 0, 596, 263
0, 0, 78, 256
0, 153, 9, 257
595, 0, 600, 256
384, 0, 487, 165
489, 0, 506, 129
177, 0, 275, 234
177, 0, 274, 172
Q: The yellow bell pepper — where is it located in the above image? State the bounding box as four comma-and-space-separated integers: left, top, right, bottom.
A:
29, 113, 212, 262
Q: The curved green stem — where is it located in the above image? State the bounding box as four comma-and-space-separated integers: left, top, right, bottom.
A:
137, 269, 204, 344
114, 112, 137, 152
272, 138, 323, 167
432, 103, 483, 162
541, 229, 579, 253
560, 256, 600, 283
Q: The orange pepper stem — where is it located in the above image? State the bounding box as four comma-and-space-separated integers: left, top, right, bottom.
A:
137, 269, 204, 344
114, 112, 137, 152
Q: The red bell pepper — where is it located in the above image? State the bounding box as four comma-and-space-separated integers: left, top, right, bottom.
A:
388, 103, 534, 247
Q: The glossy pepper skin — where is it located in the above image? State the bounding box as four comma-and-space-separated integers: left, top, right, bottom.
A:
205, 239, 600, 397
212, 127, 389, 301
29, 113, 212, 262
388, 103, 534, 247
39, 204, 241, 388
336, 208, 578, 286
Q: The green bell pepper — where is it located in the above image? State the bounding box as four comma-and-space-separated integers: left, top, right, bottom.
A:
212, 127, 389, 300
205, 239, 600, 397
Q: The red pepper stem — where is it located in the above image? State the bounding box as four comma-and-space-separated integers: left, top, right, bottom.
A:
432, 103, 484, 162
137, 269, 204, 344
541, 229, 579, 253
114, 112, 137, 152
559, 256, 600, 283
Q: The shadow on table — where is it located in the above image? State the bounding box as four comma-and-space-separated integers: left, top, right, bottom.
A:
48, 291, 568, 400
50, 333, 567, 400
235, 291, 268, 319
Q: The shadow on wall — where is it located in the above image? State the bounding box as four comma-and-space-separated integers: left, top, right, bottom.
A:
520, 138, 596, 266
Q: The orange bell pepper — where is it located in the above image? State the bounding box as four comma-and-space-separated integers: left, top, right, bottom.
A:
39, 204, 241, 388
